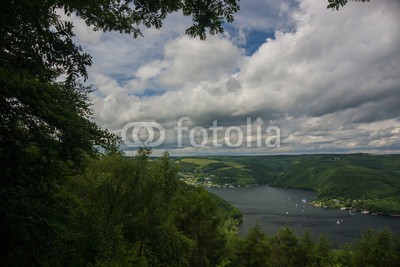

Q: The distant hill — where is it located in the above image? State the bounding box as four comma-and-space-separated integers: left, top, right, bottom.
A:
175, 154, 400, 215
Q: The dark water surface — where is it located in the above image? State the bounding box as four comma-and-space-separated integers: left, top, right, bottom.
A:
208, 185, 400, 247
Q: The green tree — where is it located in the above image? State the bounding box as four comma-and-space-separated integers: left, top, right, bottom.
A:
234, 224, 270, 267
327, 0, 370, 10
297, 231, 315, 266
0, 0, 239, 264
65, 150, 195, 265
313, 234, 333, 266
269, 227, 301, 267
353, 228, 400, 267
173, 186, 227, 266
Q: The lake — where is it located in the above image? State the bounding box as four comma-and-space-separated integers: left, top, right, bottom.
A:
208, 185, 400, 247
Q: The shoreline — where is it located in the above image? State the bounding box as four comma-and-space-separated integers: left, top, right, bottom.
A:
183, 176, 400, 218
311, 200, 400, 218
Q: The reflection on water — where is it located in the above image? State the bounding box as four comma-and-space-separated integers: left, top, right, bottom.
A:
208, 185, 400, 247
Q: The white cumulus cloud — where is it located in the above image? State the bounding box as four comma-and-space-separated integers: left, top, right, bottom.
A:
70, 0, 400, 155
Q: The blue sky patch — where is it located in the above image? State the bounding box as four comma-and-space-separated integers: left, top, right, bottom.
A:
245, 30, 275, 55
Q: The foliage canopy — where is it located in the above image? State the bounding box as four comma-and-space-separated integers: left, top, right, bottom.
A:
327, 0, 370, 10
0, 0, 382, 265
0, 0, 239, 264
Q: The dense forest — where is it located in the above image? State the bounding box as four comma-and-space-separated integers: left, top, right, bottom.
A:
3, 150, 400, 266
176, 154, 400, 215
1, 0, 395, 265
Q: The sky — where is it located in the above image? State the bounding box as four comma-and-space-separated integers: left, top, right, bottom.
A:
67, 0, 400, 156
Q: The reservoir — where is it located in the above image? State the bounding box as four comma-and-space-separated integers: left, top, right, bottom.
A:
208, 185, 400, 247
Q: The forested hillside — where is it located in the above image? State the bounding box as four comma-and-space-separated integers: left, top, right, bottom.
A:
1, 149, 242, 265
4, 149, 400, 266
176, 154, 400, 215
1, 0, 398, 265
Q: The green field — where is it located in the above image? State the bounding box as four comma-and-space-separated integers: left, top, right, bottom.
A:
175, 154, 400, 215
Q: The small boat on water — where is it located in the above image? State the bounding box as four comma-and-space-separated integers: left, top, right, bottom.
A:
361, 210, 370, 214
337, 220, 340, 224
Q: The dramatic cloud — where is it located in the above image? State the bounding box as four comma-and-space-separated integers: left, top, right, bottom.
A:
70, 0, 400, 155
158, 36, 244, 88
